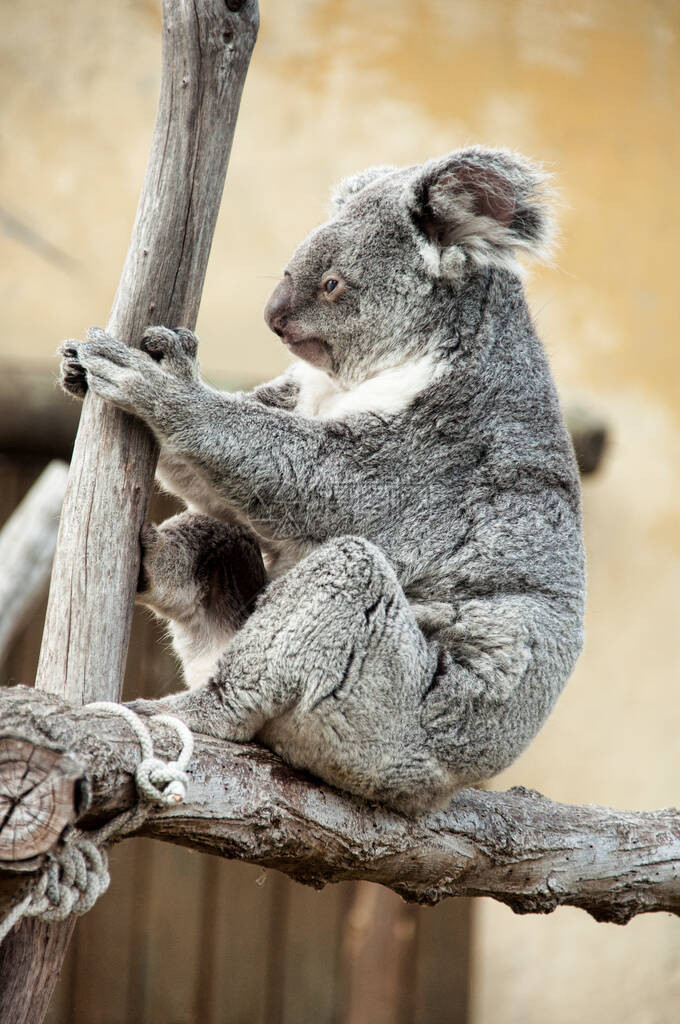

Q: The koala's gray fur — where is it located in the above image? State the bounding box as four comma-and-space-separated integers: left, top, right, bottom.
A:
60, 146, 585, 814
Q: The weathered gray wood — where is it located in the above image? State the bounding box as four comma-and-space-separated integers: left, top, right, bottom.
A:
0, 461, 68, 662
0, 687, 678, 927
0, 3, 259, 1021
0, 918, 77, 1023
36, 0, 259, 703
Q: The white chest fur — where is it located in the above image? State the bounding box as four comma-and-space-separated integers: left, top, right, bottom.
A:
292, 353, 438, 420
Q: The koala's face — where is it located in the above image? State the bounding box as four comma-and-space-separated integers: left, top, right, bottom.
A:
264, 148, 552, 384
265, 176, 429, 382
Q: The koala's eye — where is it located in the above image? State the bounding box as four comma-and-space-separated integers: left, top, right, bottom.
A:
320, 271, 345, 300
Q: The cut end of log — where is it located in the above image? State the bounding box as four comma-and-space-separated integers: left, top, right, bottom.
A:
0, 738, 83, 864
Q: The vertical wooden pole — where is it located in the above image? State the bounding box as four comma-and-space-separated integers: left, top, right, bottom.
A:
36, 0, 259, 703
0, 2, 258, 1021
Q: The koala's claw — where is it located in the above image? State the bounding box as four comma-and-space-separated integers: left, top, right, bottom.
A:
135, 516, 196, 616
58, 340, 88, 399
141, 326, 198, 365
140, 521, 160, 549
56, 325, 201, 419
56, 324, 199, 413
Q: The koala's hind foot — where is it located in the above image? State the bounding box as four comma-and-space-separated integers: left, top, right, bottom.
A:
137, 512, 267, 688
142, 535, 458, 813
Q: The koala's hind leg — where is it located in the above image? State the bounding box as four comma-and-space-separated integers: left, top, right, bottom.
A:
137, 511, 267, 688
142, 536, 455, 813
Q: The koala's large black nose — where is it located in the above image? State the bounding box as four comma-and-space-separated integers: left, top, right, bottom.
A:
264, 276, 293, 337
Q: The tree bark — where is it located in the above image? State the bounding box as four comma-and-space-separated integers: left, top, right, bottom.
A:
1, 687, 678, 929
0, 3, 259, 1021
0, 461, 68, 662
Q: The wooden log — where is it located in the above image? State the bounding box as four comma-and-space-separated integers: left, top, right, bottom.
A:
0, 687, 678, 928
0, 461, 68, 663
0, 3, 259, 1022
0, 734, 87, 1020
0, 738, 82, 866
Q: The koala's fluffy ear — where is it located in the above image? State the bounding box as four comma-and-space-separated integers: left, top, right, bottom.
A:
407, 147, 554, 277
331, 165, 397, 210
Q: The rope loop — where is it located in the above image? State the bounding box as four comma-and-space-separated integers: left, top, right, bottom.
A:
135, 755, 190, 807
0, 702, 194, 944
28, 837, 111, 922
88, 703, 194, 808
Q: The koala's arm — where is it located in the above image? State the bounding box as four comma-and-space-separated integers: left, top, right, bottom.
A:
61, 330, 304, 520
155, 391, 367, 541
61, 330, 374, 541
156, 372, 301, 518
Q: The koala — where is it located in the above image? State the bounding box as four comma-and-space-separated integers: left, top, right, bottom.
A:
59, 147, 585, 814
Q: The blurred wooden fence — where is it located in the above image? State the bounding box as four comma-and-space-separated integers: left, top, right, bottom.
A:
0, 450, 472, 1024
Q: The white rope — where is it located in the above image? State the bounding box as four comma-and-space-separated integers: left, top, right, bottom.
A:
0, 704, 193, 944
88, 704, 193, 810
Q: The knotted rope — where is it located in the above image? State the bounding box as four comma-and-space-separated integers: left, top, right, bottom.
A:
0, 703, 193, 944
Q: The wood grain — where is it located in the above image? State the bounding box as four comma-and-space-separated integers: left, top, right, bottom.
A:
0, 739, 80, 864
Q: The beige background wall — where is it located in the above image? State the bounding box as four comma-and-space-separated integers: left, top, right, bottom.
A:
1, 1, 679, 1021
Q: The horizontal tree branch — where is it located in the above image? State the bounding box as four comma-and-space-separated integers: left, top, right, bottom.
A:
0, 685, 677, 927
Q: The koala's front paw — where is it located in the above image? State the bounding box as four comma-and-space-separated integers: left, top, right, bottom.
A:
57, 325, 199, 421
124, 691, 230, 741
124, 697, 169, 718
57, 328, 161, 417
140, 326, 198, 381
